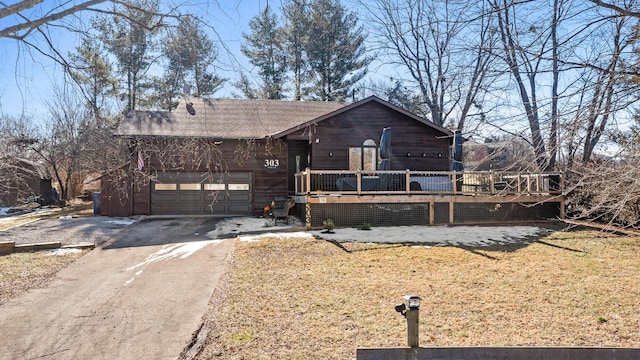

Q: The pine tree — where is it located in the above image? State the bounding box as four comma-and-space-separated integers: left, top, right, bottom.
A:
282, 0, 310, 101
158, 15, 224, 109
93, 0, 163, 113
68, 36, 117, 119
240, 4, 288, 100
306, 0, 370, 101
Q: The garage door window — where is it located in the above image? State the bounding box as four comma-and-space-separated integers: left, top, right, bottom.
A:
155, 184, 177, 190
204, 183, 225, 190
228, 184, 250, 191
180, 183, 202, 190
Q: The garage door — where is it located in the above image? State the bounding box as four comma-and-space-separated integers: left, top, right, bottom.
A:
151, 172, 252, 215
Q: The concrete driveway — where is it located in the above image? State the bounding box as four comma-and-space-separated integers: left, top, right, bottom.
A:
0, 217, 232, 360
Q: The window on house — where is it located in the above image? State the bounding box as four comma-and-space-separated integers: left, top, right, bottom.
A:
154, 183, 177, 191
228, 184, 250, 191
204, 183, 225, 191
349, 139, 378, 171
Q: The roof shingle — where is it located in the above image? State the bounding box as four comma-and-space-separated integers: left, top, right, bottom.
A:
116, 98, 347, 139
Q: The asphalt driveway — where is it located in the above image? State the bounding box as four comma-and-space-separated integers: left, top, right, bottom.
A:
0, 217, 232, 360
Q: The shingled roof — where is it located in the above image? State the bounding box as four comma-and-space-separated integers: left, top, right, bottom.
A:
116, 98, 347, 139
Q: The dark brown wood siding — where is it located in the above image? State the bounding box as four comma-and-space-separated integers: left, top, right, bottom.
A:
286, 102, 452, 171
100, 170, 132, 217
116, 138, 288, 216
132, 181, 150, 215
0, 162, 51, 207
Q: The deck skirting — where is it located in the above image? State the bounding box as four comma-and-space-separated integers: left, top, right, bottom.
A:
295, 194, 563, 228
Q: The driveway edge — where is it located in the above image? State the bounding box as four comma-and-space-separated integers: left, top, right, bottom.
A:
179, 239, 236, 360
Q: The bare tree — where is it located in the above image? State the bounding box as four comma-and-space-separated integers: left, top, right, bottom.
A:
489, 0, 555, 170
0, 115, 41, 205
580, 16, 633, 163
364, 0, 496, 130
588, 0, 640, 18
26, 87, 122, 200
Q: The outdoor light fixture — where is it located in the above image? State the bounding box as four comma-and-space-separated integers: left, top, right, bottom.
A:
395, 294, 422, 347
407, 152, 411, 157
404, 294, 421, 309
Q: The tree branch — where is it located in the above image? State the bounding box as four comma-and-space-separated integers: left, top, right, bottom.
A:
588, 0, 640, 17
0, 0, 44, 20
0, 0, 107, 39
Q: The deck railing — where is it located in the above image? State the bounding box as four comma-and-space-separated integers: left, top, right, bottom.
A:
294, 169, 563, 196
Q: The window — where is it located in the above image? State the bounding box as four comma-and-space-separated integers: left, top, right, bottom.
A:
154, 183, 176, 191
179, 183, 201, 190
204, 183, 225, 191
228, 184, 250, 191
349, 139, 378, 171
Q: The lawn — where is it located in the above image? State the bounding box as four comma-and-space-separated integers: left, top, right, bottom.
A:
0, 202, 91, 305
196, 229, 640, 359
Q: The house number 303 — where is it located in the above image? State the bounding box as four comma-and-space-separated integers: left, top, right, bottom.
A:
264, 159, 280, 172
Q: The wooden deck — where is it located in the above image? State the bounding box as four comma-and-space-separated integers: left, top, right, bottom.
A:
293, 169, 564, 228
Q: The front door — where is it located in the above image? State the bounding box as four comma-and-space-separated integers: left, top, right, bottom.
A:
287, 140, 310, 194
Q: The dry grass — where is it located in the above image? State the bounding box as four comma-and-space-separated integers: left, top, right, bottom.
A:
0, 250, 87, 305
197, 230, 640, 359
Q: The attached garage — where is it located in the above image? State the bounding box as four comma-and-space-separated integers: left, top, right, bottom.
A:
151, 171, 253, 215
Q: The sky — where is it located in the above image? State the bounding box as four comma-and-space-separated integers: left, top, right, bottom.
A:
0, 0, 324, 120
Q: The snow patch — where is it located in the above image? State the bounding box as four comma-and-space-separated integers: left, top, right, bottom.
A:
48, 248, 82, 255
103, 218, 137, 226
207, 216, 304, 239
124, 239, 223, 286
238, 231, 314, 242
128, 240, 222, 271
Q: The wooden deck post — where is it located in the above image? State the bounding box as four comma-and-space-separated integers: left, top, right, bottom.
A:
449, 201, 454, 224
490, 171, 495, 194
405, 169, 411, 194
305, 167, 311, 193
357, 170, 362, 195
429, 202, 435, 225
452, 172, 457, 195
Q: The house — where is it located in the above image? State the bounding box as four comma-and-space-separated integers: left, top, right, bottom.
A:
0, 158, 53, 207
103, 96, 454, 217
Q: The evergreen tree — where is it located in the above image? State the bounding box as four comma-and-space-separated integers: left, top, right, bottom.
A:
234, 73, 259, 99
68, 36, 117, 119
282, 0, 310, 100
158, 15, 224, 110
240, 4, 288, 100
93, 0, 163, 113
306, 0, 370, 101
